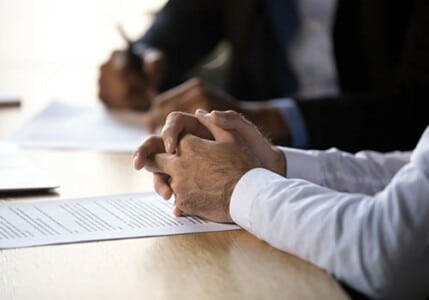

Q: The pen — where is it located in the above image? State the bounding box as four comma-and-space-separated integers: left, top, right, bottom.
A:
117, 24, 143, 73
116, 24, 153, 110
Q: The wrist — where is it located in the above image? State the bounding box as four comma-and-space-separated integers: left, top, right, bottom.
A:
235, 103, 288, 177
240, 104, 292, 145
270, 147, 287, 176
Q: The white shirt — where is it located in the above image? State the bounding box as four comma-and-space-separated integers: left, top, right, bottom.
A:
288, 0, 339, 98
230, 126, 429, 300
274, 0, 339, 148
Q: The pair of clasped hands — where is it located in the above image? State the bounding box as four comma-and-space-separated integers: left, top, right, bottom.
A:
132, 109, 287, 223
99, 49, 287, 223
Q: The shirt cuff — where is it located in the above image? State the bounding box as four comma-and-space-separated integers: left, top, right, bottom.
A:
269, 98, 308, 148
230, 168, 280, 230
131, 42, 152, 57
279, 147, 324, 185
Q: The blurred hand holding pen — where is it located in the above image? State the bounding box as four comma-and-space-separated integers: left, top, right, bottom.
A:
99, 23, 166, 111
117, 24, 144, 74
98, 24, 157, 111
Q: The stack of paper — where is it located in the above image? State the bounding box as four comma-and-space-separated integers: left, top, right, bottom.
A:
9, 101, 149, 152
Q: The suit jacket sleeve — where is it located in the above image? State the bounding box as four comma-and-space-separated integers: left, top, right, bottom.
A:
133, 0, 225, 89
295, 94, 428, 152
298, 0, 429, 152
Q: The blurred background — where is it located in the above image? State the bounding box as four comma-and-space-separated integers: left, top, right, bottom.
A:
0, 0, 167, 106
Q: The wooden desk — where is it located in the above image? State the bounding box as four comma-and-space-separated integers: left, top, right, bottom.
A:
0, 90, 350, 300
0, 164, 351, 300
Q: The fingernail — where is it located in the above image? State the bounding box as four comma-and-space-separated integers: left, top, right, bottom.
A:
216, 113, 227, 124
133, 153, 142, 170
195, 108, 208, 115
164, 137, 173, 153
133, 152, 139, 159
211, 111, 227, 125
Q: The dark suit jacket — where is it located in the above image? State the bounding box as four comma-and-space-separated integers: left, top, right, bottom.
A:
136, 0, 429, 152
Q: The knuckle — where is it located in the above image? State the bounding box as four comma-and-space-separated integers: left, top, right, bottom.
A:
225, 110, 240, 118
176, 195, 191, 213
146, 134, 161, 144
166, 111, 183, 122
139, 135, 160, 150
162, 113, 183, 132
225, 109, 238, 114
180, 134, 194, 149
160, 124, 172, 138
161, 122, 175, 138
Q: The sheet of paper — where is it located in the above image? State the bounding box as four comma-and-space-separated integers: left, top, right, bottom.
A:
0, 142, 58, 192
9, 100, 149, 152
0, 90, 20, 106
0, 193, 240, 249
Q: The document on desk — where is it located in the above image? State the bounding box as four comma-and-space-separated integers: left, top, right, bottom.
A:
0, 193, 240, 249
9, 100, 148, 152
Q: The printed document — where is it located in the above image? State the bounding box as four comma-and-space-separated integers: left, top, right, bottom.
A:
9, 101, 148, 152
0, 193, 239, 249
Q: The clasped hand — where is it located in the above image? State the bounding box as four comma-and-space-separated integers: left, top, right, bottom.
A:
134, 110, 286, 223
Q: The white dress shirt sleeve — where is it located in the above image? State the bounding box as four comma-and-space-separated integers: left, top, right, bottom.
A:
282, 146, 410, 195
230, 127, 429, 300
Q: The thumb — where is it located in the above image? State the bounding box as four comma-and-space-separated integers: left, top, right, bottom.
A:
210, 110, 264, 144
194, 109, 236, 143
144, 152, 175, 176
209, 110, 278, 169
